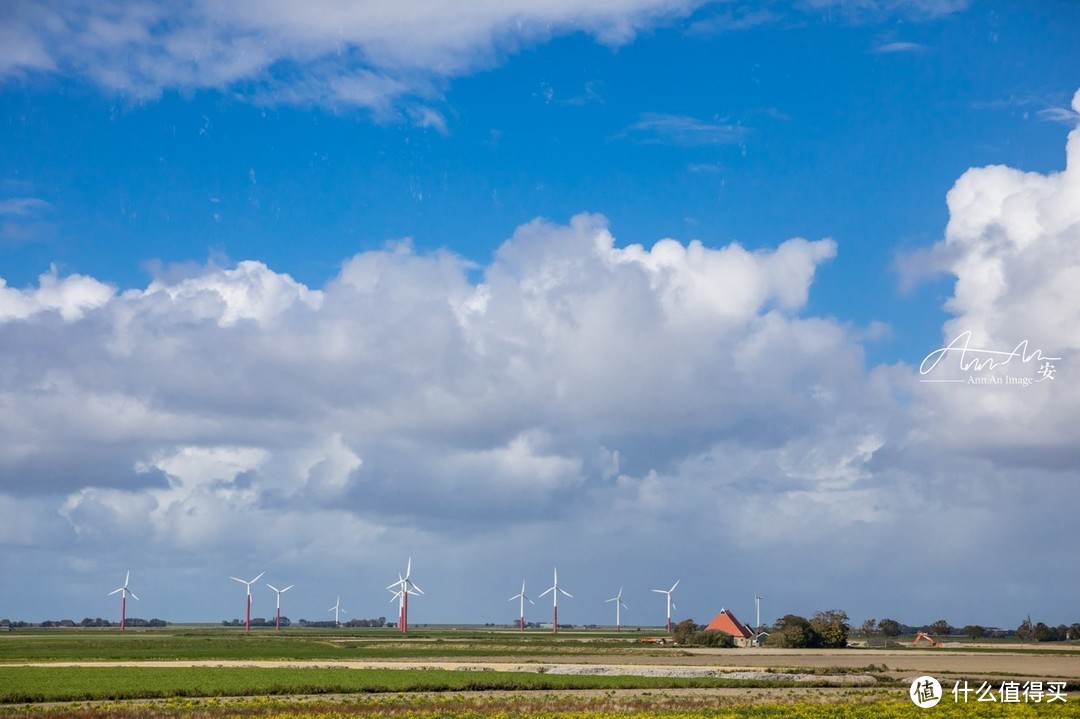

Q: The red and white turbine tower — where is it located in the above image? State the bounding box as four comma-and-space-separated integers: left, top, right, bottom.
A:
230, 571, 265, 634
604, 587, 628, 631
538, 567, 572, 633
508, 580, 535, 630
652, 579, 679, 634
386, 558, 423, 633
108, 571, 138, 631
266, 583, 293, 631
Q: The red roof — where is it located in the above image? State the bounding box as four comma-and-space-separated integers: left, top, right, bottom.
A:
704, 608, 753, 639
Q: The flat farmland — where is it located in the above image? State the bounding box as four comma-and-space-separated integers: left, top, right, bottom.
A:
2, 629, 1078, 716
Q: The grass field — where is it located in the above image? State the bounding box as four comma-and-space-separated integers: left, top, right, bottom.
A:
2, 627, 1077, 716
0, 627, 659, 662
0, 665, 818, 704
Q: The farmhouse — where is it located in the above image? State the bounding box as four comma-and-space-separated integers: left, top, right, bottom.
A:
704, 608, 755, 647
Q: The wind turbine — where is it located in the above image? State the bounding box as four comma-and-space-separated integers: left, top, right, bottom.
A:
538, 567, 572, 633
604, 587, 628, 631
652, 579, 679, 634
229, 571, 265, 634
386, 558, 424, 633
508, 580, 535, 630
328, 596, 346, 626
108, 571, 138, 631
266, 583, 294, 631
389, 581, 421, 631
754, 592, 764, 632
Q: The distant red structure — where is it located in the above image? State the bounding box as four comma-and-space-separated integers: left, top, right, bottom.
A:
704, 608, 755, 646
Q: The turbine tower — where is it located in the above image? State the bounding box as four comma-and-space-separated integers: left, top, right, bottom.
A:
328, 596, 347, 626
229, 571, 265, 634
328, 596, 346, 626
266, 583, 294, 631
651, 579, 679, 634
508, 580, 535, 630
604, 587, 628, 631
386, 558, 423, 633
754, 592, 764, 632
108, 571, 138, 631
538, 567, 572, 633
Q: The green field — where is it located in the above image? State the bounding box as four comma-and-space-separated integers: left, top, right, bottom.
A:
2, 626, 1077, 716
0, 665, 817, 704
0, 626, 660, 662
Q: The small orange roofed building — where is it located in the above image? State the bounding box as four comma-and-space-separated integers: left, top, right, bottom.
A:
704, 608, 755, 647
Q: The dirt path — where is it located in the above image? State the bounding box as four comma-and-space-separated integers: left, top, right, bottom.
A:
8, 647, 1080, 680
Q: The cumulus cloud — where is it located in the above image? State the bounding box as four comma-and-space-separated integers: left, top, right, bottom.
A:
3, 94, 1080, 623
906, 90, 1080, 460
0, 214, 859, 558
0, 266, 114, 321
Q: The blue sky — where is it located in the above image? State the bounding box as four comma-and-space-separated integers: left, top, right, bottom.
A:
1, 0, 1079, 630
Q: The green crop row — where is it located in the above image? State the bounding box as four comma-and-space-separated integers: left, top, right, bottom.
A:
0, 666, 810, 704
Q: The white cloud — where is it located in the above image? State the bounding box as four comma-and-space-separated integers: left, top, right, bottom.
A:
3, 96, 1080, 626
0, 197, 51, 217
0, 266, 114, 321
907, 89, 1080, 458
137, 260, 323, 327
0, 0, 704, 111
621, 113, 751, 147
872, 41, 925, 54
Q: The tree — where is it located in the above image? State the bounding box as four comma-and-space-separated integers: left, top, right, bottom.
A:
1069, 624, 1080, 641
688, 629, 735, 648
860, 618, 877, 646
767, 614, 821, 648
878, 618, 901, 644
962, 625, 985, 640
811, 610, 850, 648
672, 618, 700, 645
929, 619, 950, 638
1016, 616, 1035, 643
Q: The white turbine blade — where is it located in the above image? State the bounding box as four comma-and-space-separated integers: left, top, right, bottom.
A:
230, 576, 247, 584
267, 584, 280, 593
527, 596, 535, 605
406, 557, 411, 579
559, 587, 572, 598
250, 571, 266, 584
128, 589, 139, 601
124, 571, 130, 588
670, 579, 680, 592
671, 600, 676, 612
651, 589, 666, 594
508, 594, 520, 602
538, 586, 554, 598
620, 599, 628, 609
281, 585, 294, 593
605, 597, 617, 603
108, 587, 123, 596
409, 582, 424, 596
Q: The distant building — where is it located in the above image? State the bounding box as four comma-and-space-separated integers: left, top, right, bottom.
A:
704, 608, 754, 647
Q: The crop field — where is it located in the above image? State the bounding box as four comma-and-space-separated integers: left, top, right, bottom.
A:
2, 628, 1078, 718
